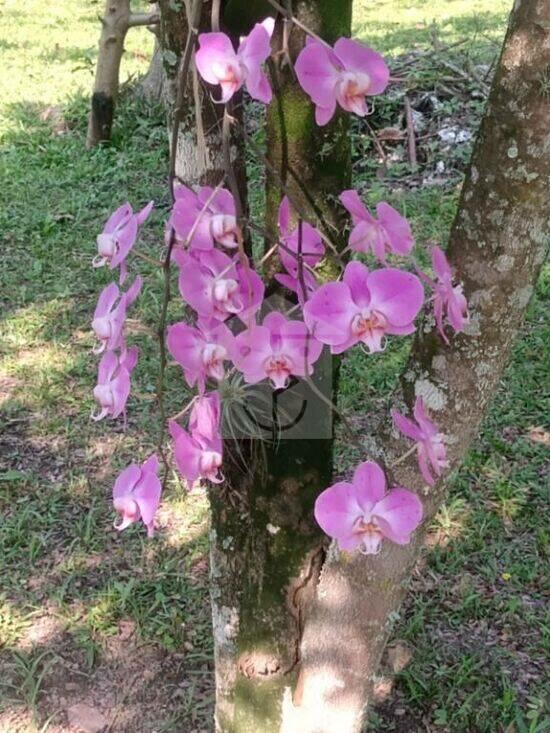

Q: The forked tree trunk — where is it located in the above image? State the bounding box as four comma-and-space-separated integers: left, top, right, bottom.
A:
282, 1, 549, 731
209, 2, 352, 732
87, 0, 160, 148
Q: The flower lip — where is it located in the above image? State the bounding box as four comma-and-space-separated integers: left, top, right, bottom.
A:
351, 310, 387, 337
97, 232, 117, 259
264, 354, 293, 389
202, 343, 227, 380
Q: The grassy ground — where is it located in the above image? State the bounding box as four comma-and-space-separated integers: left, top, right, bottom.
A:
0, 1, 548, 731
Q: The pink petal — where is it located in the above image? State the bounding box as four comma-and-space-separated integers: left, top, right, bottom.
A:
314, 481, 363, 550
413, 397, 437, 436
431, 246, 452, 280
315, 102, 337, 126
94, 282, 119, 320
233, 325, 273, 384
391, 408, 423, 441
136, 200, 154, 226
295, 41, 339, 109
104, 203, 132, 235
110, 216, 138, 269
333, 38, 389, 96
195, 33, 238, 86
112, 463, 141, 500
190, 391, 221, 442
339, 189, 369, 222
245, 68, 272, 103
238, 21, 272, 68
367, 268, 424, 327
342, 260, 371, 308
376, 202, 414, 256
373, 488, 423, 543
303, 281, 356, 346
352, 461, 387, 512
133, 465, 162, 532
167, 322, 204, 387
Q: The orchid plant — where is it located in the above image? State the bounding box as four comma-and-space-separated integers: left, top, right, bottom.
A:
90, 5, 469, 550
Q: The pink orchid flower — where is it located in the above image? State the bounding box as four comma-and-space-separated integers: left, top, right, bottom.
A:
273, 196, 324, 303
304, 261, 424, 354
112, 455, 162, 538
92, 346, 138, 421
176, 249, 264, 324
170, 185, 238, 251
234, 312, 323, 389
315, 461, 423, 554
392, 397, 448, 486
167, 318, 235, 391
195, 18, 274, 104
91, 276, 142, 354
295, 37, 389, 126
170, 391, 223, 487
340, 190, 414, 261
420, 246, 469, 343
94, 201, 153, 283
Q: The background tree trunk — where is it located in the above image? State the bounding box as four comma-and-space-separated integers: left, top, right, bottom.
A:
283, 1, 549, 730
209, 2, 352, 732
87, 0, 131, 148
87, 1, 160, 148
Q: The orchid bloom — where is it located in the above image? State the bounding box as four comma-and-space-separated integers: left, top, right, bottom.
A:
176, 249, 264, 324
170, 185, 239, 251
94, 201, 153, 283
112, 455, 162, 537
340, 190, 414, 261
304, 261, 424, 354
295, 37, 389, 126
170, 392, 223, 487
91, 276, 142, 354
167, 318, 235, 391
273, 196, 324, 303
315, 461, 423, 554
392, 397, 448, 486
421, 246, 469, 343
195, 18, 274, 104
234, 312, 323, 389
92, 346, 138, 421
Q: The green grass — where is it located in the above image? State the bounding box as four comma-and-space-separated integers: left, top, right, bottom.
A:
1, 0, 548, 731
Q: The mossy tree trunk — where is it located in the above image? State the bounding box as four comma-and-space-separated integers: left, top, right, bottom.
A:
210, 2, 352, 732
282, 2, 549, 731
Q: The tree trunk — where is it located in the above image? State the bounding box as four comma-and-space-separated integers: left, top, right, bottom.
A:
87, 1, 160, 148
282, 2, 549, 731
210, 2, 352, 731
157, 0, 247, 190
87, 0, 131, 148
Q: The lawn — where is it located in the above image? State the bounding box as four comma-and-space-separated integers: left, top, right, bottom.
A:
0, 1, 548, 732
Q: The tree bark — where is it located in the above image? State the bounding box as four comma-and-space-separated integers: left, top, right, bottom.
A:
157, 0, 247, 190
86, 1, 160, 147
87, 0, 131, 148
283, 2, 549, 731
210, 2, 352, 732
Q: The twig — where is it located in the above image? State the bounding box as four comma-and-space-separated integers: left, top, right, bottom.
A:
158, 0, 202, 486
296, 219, 308, 304
128, 11, 160, 27
404, 95, 417, 170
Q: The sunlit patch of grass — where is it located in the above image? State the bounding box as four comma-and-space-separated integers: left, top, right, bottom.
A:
353, 0, 510, 57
